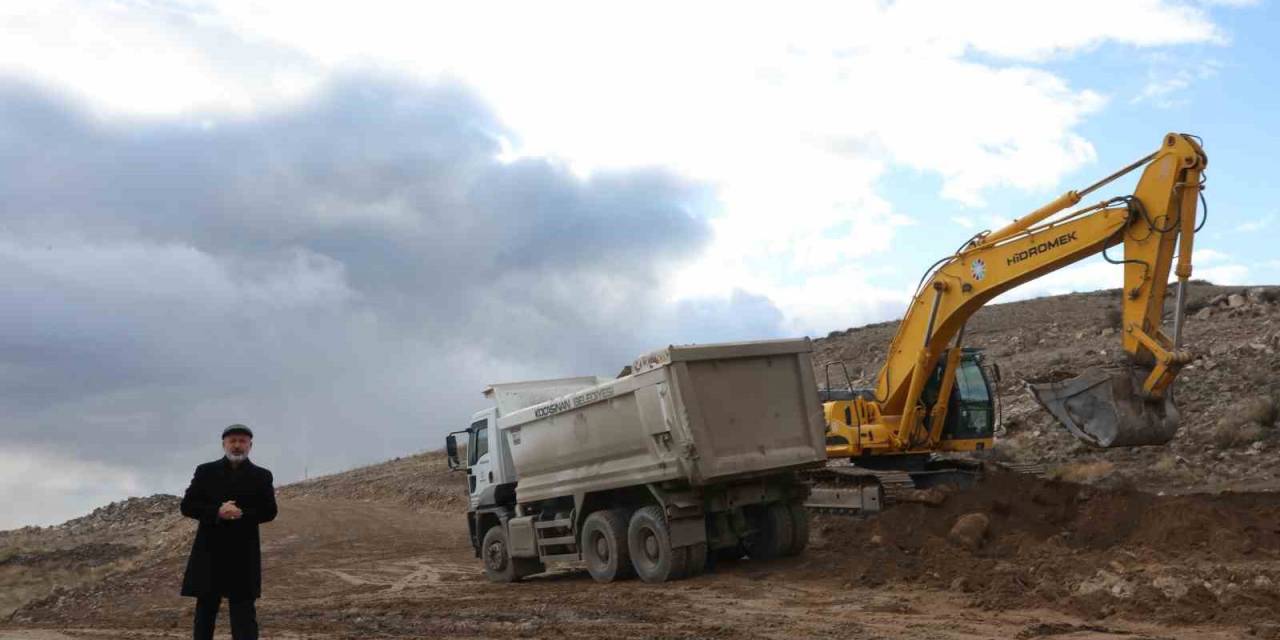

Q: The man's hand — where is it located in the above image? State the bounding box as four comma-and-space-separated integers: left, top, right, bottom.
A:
218, 501, 242, 520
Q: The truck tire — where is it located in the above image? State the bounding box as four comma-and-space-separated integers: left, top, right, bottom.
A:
582, 509, 634, 583
785, 502, 810, 556
609, 508, 639, 579
742, 503, 794, 560
627, 505, 688, 583
481, 526, 542, 583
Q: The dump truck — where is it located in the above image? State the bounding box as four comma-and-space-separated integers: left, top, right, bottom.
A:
445, 338, 827, 584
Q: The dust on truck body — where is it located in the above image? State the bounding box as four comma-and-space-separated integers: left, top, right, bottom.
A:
445, 338, 827, 583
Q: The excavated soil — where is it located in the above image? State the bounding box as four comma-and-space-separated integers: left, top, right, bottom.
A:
804, 468, 1280, 627
3, 284, 1279, 639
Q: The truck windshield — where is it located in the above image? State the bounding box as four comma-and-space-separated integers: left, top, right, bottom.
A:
469, 419, 488, 466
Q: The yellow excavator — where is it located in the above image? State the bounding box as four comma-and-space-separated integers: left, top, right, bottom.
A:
808, 133, 1207, 511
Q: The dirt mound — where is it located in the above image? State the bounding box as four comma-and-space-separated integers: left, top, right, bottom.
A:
280, 449, 466, 511
805, 468, 1280, 625
0, 494, 188, 619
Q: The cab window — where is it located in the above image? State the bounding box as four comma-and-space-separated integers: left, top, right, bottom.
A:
954, 360, 993, 438
468, 419, 488, 466
955, 360, 991, 403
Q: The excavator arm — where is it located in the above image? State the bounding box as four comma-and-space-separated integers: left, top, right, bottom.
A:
828, 133, 1206, 455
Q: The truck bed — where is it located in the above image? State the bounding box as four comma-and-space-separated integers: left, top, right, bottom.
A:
498, 339, 827, 504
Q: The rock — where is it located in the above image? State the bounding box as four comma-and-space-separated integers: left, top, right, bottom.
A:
1228, 293, 1247, 308
950, 576, 971, 592
1195, 306, 1214, 320
1078, 570, 1134, 599
1238, 397, 1279, 428
1248, 622, 1280, 640
1100, 327, 1116, 337
1213, 422, 1267, 448
993, 561, 1019, 574
1247, 287, 1273, 304
948, 513, 990, 551
1209, 293, 1228, 306
900, 487, 949, 506
869, 534, 883, 546
1153, 574, 1190, 599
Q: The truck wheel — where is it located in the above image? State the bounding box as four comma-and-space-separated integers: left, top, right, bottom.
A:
742, 503, 794, 560
627, 505, 688, 583
785, 502, 810, 556
481, 526, 541, 583
582, 510, 634, 583
608, 508, 638, 579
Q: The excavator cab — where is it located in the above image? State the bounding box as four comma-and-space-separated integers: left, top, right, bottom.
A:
922, 348, 996, 448
820, 350, 996, 455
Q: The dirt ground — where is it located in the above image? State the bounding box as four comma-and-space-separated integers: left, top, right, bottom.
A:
4, 284, 1279, 639
5, 490, 1278, 640
5, 461, 1280, 639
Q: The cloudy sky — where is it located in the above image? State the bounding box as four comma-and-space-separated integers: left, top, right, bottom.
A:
2, 0, 1277, 529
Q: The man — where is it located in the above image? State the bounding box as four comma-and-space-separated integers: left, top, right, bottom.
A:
180, 424, 277, 640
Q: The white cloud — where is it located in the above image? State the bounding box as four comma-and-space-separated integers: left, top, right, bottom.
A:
0, 446, 143, 529
1132, 58, 1221, 108
1235, 214, 1274, 232
1198, 0, 1259, 6
1193, 247, 1230, 263
952, 216, 976, 228
0, 1, 1236, 335
1197, 263, 1250, 284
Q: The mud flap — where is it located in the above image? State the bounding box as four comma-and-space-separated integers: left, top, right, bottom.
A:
1028, 366, 1180, 448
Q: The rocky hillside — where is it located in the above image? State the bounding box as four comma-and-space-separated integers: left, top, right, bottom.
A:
811, 283, 1280, 493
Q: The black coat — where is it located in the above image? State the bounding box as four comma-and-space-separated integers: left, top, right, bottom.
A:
180, 458, 277, 599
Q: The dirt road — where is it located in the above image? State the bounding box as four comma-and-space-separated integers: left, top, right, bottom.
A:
6, 492, 1270, 640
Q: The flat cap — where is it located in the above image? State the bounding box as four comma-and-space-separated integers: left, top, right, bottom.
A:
221, 424, 254, 439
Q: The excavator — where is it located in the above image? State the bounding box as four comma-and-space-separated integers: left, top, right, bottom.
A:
807, 132, 1208, 512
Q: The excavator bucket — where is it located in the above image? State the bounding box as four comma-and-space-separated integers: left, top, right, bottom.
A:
1028, 365, 1180, 448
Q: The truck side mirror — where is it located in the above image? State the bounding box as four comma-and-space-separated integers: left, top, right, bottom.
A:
446, 434, 462, 470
